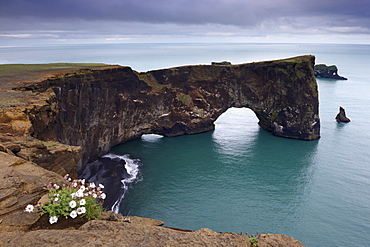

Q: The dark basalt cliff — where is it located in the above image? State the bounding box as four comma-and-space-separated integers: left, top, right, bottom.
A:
24, 55, 320, 171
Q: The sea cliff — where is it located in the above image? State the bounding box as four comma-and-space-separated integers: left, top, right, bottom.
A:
24, 55, 320, 172
0, 57, 318, 246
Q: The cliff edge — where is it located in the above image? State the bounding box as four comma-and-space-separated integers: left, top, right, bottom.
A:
20, 55, 320, 171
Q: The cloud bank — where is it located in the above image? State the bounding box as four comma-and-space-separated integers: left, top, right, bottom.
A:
1, 0, 370, 44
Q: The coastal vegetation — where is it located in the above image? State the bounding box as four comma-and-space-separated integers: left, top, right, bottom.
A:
0, 63, 109, 107
241, 232, 260, 247
176, 92, 192, 106
0, 63, 108, 77
24, 175, 106, 224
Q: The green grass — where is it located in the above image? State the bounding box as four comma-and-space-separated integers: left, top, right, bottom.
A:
176, 93, 192, 106
0, 63, 108, 77
42, 141, 59, 147
0, 63, 109, 107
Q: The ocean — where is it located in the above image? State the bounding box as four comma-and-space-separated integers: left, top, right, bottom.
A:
1, 43, 369, 246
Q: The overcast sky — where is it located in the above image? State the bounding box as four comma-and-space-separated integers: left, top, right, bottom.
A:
1, 0, 370, 45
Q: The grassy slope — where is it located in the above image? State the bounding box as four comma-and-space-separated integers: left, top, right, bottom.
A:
0, 63, 110, 107
0, 63, 109, 83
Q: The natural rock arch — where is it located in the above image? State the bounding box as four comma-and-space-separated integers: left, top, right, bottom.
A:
28, 55, 320, 171
144, 56, 320, 140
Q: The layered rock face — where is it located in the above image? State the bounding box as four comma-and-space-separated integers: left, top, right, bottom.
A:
0, 150, 65, 230
27, 55, 320, 171
0, 106, 81, 178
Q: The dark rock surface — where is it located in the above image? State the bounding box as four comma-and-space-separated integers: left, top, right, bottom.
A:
79, 156, 130, 210
212, 61, 232, 65
336, 106, 351, 123
314, 64, 348, 80
24, 55, 320, 172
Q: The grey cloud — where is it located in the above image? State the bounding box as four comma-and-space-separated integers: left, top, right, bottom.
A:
1, 0, 369, 45
1, 0, 369, 28
1, 0, 276, 26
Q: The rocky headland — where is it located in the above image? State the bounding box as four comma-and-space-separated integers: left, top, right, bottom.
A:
25, 55, 320, 171
0, 57, 319, 246
314, 64, 348, 80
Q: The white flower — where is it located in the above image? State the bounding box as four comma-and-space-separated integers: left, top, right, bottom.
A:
75, 190, 84, 198
54, 197, 59, 203
69, 200, 77, 208
79, 185, 86, 191
70, 210, 77, 219
99, 183, 105, 189
89, 182, 96, 188
53, 184, 60, 190
76, 207, 86, 215
79, 199, 86, 206
70, 192, 76, 199
92, 193, 97, 198
80, 179, 85, 184
24, 204, 34, 213
100, 193, 106, 200
49, 216, 58, 224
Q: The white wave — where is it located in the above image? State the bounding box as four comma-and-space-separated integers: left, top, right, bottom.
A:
141, 134, 164, 143
102, 153, 141, 213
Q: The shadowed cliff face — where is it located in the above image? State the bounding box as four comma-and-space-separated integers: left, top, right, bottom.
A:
27, 55, 320, 171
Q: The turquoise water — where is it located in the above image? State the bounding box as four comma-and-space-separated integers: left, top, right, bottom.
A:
114, 100, 370, 247
1, 43, 370, 246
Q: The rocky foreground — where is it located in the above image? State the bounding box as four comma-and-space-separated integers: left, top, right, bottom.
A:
0, 62, 309, 246
1, 213, 304, 247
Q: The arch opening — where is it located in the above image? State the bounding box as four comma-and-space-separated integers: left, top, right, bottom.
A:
214, 107, 259, 133
212, 107, 260, 153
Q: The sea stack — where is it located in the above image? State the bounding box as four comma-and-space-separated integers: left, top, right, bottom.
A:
314, 64, 348, 80
336, 106, 351, 123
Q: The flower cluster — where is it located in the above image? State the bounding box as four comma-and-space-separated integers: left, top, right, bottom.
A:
24, 174, 106, 224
